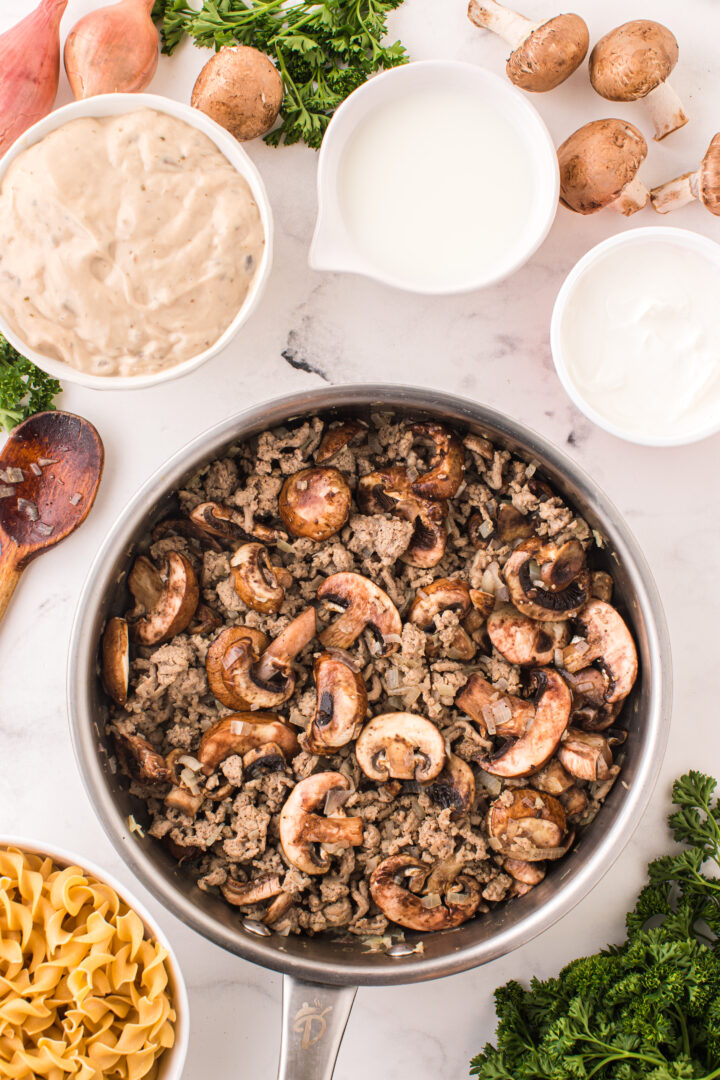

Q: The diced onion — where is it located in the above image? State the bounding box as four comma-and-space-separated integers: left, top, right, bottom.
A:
17, 498, 38, 521
324, 787, 351, 816
3, 468, 24, 483
35, 522, 54, 537
479, 519, 493, 539
0, 486, 14, 498
29, 463, 42, 477
69, 492, 83, 506
420, 893, 441, 909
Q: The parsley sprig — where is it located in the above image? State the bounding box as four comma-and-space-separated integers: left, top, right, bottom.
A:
0, 335, 61, 433
152, 0, 408, 148
471, 772, 720, 1080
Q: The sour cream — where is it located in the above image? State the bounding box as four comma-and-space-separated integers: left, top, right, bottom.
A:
0, 109, 265, 377
336, 88, 535, 292
553, 232, 720, 445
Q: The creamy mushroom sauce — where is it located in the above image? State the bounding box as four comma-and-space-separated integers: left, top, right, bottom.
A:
105, 414, 638, 941
0, 109, 264, 377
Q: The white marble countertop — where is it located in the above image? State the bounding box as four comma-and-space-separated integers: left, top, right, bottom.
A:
2, 0, 719, 1076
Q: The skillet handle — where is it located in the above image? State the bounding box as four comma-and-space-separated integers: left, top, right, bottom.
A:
277, 974, 357, 1080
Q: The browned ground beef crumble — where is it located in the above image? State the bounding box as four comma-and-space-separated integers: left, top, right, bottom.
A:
106, 412, 635, 942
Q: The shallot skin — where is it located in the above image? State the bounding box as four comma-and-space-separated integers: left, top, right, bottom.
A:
64, 0, 159, 99
0, 0, 68, 158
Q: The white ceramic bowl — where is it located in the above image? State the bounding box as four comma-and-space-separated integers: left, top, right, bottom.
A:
551, 227, 720, 447
0, 93, 274, 391
309, 60, 559, 295
0, 835, 189, 1080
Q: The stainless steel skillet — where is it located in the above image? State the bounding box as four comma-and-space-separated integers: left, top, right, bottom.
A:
68, 385, 671, 1080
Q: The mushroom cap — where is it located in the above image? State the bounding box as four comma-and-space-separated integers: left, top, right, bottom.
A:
198, 713, 299, 774
558, 118, 648, 214
355, 712, 446, 782
302, 651, 368, 754
589, 20, 679, 101
487, 606, 569, 666
508, 13, 589, 93
279, 772, 363, 875
317, 572, 402, 655
699, 134, 720, 213
503, 536, 591, 616
222, 873, 282, 908
475, 668, 572, 778
369, 854, 481, 932
279, 467, 351, 541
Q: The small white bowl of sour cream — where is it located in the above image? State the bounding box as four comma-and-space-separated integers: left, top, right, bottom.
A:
551, 227, 720, 447
309, 60, 559, 295
0, 93, 273, 391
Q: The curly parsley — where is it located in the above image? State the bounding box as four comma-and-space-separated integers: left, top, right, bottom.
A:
152, 0, 408, 148
471, 772, 720, 1080
0, 335, 61, 433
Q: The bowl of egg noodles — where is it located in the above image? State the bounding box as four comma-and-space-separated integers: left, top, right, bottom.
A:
0, 838, 189, 1080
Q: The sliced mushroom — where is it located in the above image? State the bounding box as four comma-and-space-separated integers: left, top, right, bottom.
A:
561, 599, 638, 703
651, 134, 720, 215
558, 119, 650, 216
560, 786, 589, 818
370, 854, 481, 931
469, 588, 496, 619
356, 466, 448, 568
409, 423, 465, 500
102, 616, 129, 706
279, 467, 351, 541
115, 732, 170, 784
206, 626, 269, 709
408, 578, 472, 629
252, 607, 317, 683
230, 542, 290, 613
212, 609, 316, 709
355, 713, 445, 783
222, 873, 282, 907
487, 788, 571, 861
456, 674, 534, 738
302, 652, 368, 754
263, 891, 294, 926
495, 503, 535, 543
164, 786, 204, 817
504, 857, 547, 896
589, 20, 687, 141
557, 729, 613, 781
243, 742, 288, 779
188, 602, 223, 636
198, 714, 299, 774
317, 573, 401, 656
128, 552, 199, 645
487, 606, 569, 665
529, 758, 574, 795
475, 668, 572, 777
279, 772, 364, 875
424, 754, 476, 818
316, 420, 367, 463
503, 538, 589, 620
468, 0, 588, 92
190, 501, 286, 546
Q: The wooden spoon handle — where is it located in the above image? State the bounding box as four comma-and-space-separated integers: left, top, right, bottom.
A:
0, 545, 23, 624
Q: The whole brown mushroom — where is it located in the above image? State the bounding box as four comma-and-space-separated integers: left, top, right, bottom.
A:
651, 134, 720, 215
558, 119, 650, 216
589, 21, 687, 141
279, 467, 351, 541
191, 45, 283, 141
468, 0, 588, 92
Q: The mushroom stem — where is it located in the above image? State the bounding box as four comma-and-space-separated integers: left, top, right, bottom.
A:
612, 173, 650, 215
467, 0, 537, 49
643, 78, 688, 141
650, 170, 697, 213
253, 607, 316, 683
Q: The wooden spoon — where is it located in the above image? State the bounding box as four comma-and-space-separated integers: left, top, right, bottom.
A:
0, 411, 104, 621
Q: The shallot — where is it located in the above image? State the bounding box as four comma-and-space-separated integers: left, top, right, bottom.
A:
0, 0, 68, 158
64, 0, 158, 99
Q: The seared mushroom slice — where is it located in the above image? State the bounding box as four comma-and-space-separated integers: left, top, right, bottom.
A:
409, 578, 475, 659
317, 573, 401, 656
222, 873, 283, 908
557, 728, 614, 782
206, 626, 269, 709
302, 651, 368, 754
370, 854, 481, 932
589, 20, 687, 141
503, 538, 589, 620
410, 423, 465, 500
102, 616, 129, 706
504, 857, 547, 896
529, 758, 574, 795
243, 742, 289, 779
495, 503, 535, 543
316, 420, 367, 463
456, 674, 534, 738
487, 606, 569, 665
188, 602, 223, 636
128, 551, 199, 645
198, 713, 299, 775
230, 542, 291, 613
475, 668, 572, 778
561, 599, 638, 704
279, 772, 364, 875
215, 609, 317, 710
355, 713, 445, 783
279, 467, 351, 541
424, 754, 476, 818
264, 891, 295, 926
164, 786, 204, 817
115, 732, 170, 784
652, 134, 720, 215
487, 788, 572, 861
558, 120, 650, 216
190, 501, 286, 546
253, 607, 317, 684
560, 786, 589, 818
356, 466, 448, 569
468, 0, 588, 92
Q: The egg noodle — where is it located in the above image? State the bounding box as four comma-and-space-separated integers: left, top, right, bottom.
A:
0, 847, 175, 1080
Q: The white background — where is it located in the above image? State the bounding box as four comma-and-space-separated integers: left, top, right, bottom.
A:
1, 0, 719, 1076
